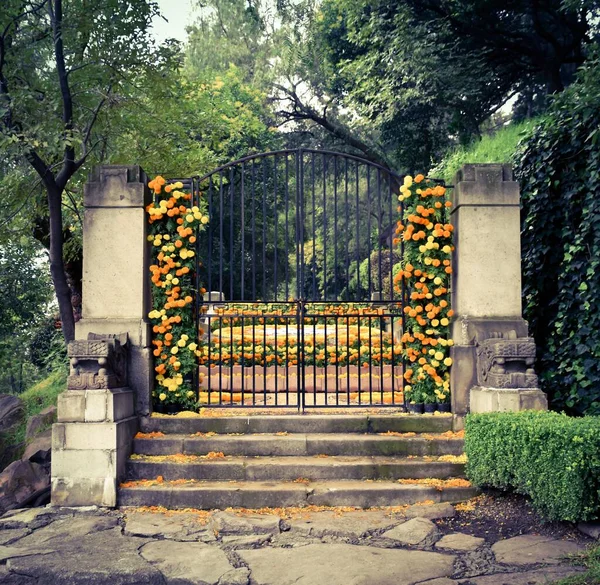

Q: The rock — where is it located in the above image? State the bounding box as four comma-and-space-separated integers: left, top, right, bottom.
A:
436, 532, 485, 551
0, 396, 24, 433
405, 502, 456, 520
239, 543, 455, 585
466, 565, 586, 584
7, 527, 165, 584
209, 511, 281, 536
578, 522, 600, 540
288, 510, 401, 539
0, 461, 49, 514
16, 515, 119, 547
0, 529, 29, 545
21, 429, 52, 465
219, 567, 251, 585
25, 405, 56, 440
492, 535, 583, 566
141, 539, 235, 584
124, 511, 208, 540
382, 517, 440, 547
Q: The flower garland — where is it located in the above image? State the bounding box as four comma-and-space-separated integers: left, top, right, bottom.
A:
145, 176, 209, 410
394, 174, 454, 405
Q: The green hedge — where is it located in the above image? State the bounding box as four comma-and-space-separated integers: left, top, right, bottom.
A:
465, 411, 600, 522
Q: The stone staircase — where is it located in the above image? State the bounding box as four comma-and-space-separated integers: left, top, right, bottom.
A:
118, 414, 477, 509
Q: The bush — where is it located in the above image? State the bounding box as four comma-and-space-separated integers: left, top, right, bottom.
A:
465, 411, 600, 522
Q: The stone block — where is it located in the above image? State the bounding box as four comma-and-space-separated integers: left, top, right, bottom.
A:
52, 449, 116, 479
75, 318, 151, 347
57, 392, 86, 423
449, 345, 476, 417
469, 386, 548, 413
451, 317, 529, 346
129, 346, 153, 416
51, 476, 117, 507
81, 207, 149, 320
453, 164, 519, 208
54, 423, 116, 451
84, 165, 151, 208
451, 205, 522, 318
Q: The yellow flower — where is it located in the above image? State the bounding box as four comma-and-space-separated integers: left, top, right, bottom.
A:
186, 214, 194, 222
440, 317, 449, 326
188, 342, 198, 351
159, 393, 166, 401
172, 278, 180, 285
442, 245, 452, 254
434, 277, 442, 285
435, 351, 444, 361
201, 215, 209, 225
404, 175, 413, 187
431, 319, 440, 327
171, 347, 179, 355
444, 357, 453, 367
177, 339, 186, 347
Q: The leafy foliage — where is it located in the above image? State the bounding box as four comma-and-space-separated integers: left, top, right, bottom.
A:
0, 243, 56, 394
465, 412, 600, 522
397, 175, 453, 404
430, 119, 537, 185
515, 50, 600, 414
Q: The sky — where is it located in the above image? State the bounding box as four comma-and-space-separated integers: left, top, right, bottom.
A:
152, 0, 197, 44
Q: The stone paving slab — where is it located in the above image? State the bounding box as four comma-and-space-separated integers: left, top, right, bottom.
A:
0, 530, 28, 546
140, 540, 235, 584
239, 543, 456, 585
436, 532, 485, 551
382, 517, 440, 547
124, 510, 210, 540
287, 509, 402, 539
492, 534, 584, 565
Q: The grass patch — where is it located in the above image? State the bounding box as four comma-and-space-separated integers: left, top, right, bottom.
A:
430, 119, 538, 184
0, 369, 66, 469
550, 544, 600, 584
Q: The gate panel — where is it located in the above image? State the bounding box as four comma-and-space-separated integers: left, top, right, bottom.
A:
185, 149, 406, 408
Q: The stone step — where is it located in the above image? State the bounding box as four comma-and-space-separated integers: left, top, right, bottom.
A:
118, 479, 479, 509
127, 455, 466, 482
140, 414, 454, 435
133, 433, 464, 458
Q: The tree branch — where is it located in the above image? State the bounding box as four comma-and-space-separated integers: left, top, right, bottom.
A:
273, 83, 395, 172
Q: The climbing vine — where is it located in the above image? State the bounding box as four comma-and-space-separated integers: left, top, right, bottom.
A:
394, 174, 454, 405
515, 51, 600, 415
146, 176, 209, 410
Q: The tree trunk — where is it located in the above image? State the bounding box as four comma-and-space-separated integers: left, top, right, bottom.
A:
47, 186, 75, 343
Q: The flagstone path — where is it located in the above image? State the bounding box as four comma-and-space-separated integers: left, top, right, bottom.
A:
0, 502, 591, 585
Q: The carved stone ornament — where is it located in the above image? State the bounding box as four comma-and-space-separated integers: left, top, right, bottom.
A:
476, 330, 538, 389
67, 333, 128, 390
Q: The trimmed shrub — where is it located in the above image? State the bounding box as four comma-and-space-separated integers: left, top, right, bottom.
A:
465, 411, 600, 522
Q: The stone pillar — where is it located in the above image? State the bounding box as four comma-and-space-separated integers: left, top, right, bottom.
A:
51, 166, 152, 507
449, 164, 547, 420
75, 165, 153, 415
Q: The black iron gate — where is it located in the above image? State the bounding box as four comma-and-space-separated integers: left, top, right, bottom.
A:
181, 149, 407, 408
